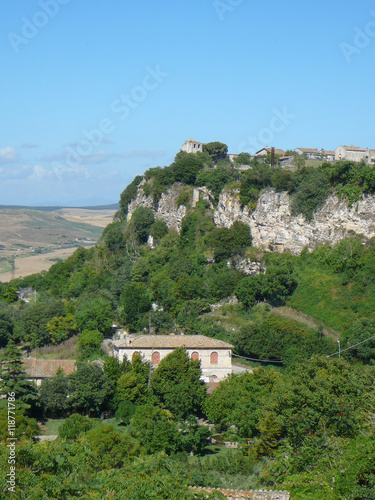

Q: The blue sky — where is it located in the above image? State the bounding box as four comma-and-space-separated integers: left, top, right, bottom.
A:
1, 0, 375, 205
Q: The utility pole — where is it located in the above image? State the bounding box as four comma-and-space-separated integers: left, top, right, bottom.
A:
337, 340, 341, 359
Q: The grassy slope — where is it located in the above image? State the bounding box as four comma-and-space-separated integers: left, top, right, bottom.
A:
288, 259, 375, 332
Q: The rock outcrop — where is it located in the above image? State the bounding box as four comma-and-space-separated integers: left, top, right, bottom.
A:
127, 183, 187, 233
214, 189, 375, 255
127, 181, 375, 255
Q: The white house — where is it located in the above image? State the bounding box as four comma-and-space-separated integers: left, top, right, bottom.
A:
294, 147, 320, 159
113, 334, 233, 383
335, 145, 369, 162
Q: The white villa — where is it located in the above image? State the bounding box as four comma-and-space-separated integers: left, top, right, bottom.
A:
113, 333, 233, 383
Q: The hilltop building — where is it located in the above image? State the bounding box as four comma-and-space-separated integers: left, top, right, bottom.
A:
181, 138, 204, 154
335, 145, 375, 163
113, 333, 233, 383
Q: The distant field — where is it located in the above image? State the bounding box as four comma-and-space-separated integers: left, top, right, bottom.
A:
0, 207, 116, 282
59, 207, 116, 228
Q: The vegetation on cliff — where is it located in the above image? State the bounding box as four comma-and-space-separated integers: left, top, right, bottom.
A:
1, 149, 375, 498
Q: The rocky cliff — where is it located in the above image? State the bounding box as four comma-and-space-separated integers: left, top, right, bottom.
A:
214, 189, 375, 255
127, 182, 187, 233
128, 181, 375, 255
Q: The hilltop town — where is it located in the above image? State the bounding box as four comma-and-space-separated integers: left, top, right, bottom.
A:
181, 137, 375, 164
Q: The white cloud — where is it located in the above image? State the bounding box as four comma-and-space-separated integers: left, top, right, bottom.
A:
0, 147, 19, 164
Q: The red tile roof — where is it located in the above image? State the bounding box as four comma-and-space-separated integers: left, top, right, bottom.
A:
23, 358, 76, 378
114, 334, 233, 350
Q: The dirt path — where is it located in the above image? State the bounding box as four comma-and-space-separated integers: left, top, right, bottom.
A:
271, 306, 340, 340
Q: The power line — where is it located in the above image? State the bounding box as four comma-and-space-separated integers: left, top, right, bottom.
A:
327, 334, 375, 358
232, 353, 283, 364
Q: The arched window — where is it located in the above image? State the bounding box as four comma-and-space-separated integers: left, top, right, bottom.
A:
132, 352, 140, 362
152, 351, 160, 365
210, 352, 218, 364
191, 351, 199, 361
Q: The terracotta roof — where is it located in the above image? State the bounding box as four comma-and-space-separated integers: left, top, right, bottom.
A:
256, 147, 285, 155
114, 334, 233, 350
322, 150, 335, 155
340, 145, 366, 151
23, 358, 76, 378
295, 148, 319, 153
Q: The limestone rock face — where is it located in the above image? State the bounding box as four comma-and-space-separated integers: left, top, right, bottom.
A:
156, 187, 187, 233
214, 189, 375, 255
127, 181, 375, 255
213, 190, 250, 228
127, 183, 186, 233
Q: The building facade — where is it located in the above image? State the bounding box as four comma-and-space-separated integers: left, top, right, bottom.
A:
181, 138, 204, 154
335, 145, 369, 162
113, 334, 233, 383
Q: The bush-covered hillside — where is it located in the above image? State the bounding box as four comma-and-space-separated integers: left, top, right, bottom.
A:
1, 147, 375, 498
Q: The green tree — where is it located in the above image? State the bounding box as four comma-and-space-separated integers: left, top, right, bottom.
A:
130, 207, 155, 244
117, 356, 150, 403
103, 356, 131, 383
21, 299, 64, 348
150, 347, 206, 420
0, 341, 37, 411
68, 363, 113, 416
74, 297, 113, 335
173, 153, 204, 185
149, 219, 169, 241
203, 142, 228, 163
115, 400, 136, 425
235, 274, 264, 308
102, 221, 127, 253
46, 313, 78, 344
0, 284, 18, 303
77, 330, 104, 359
58, 413, 97, 440
117, 175, 143, 219
0, 408, 39, 441
0, 310, 14, 347
39, 367, 69, 418
120, 283, 151, 331
130, 403, 179, 454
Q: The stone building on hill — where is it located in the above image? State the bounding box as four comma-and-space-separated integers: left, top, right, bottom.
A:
335, 145, 375, 163
113, 334, 233, 383
181, 138, 204, 154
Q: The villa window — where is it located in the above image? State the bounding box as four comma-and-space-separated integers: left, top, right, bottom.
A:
191, 352, 199, 361
210, 352, 218, 364
152, 351, 160, 364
